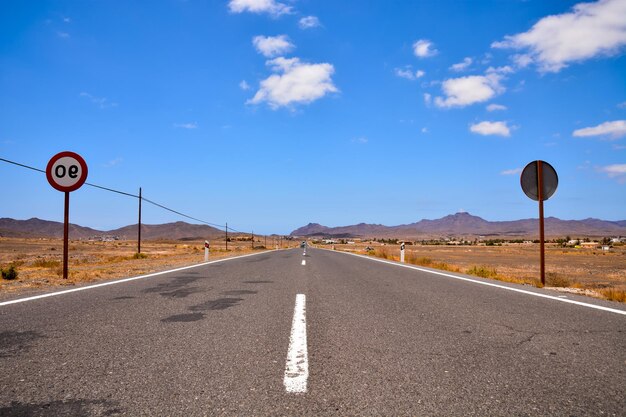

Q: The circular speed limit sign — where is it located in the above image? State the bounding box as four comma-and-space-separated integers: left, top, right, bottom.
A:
46, 151, 88, 192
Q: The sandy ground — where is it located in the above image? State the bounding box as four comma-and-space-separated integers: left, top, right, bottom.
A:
328, 243, 626, 292
0, 237, 293, 296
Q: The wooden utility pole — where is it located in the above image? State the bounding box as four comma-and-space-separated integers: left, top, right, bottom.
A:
138, 187, 142, 254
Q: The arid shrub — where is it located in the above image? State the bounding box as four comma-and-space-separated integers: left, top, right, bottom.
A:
1, 265, 18, 280
546, 272, 571, 287
466, 265, 498, 279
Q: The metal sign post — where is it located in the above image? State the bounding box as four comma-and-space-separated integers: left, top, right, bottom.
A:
537, 162, 545, 286
520, 160, 558, 286
46, 151, 88, 280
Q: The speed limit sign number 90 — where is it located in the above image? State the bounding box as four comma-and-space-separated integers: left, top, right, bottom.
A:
46, 151, 88, 192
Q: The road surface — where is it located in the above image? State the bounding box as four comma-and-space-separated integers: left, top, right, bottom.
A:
1, 248, 624, 416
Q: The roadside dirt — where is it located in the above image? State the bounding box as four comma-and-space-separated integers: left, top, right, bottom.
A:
0, 238, 289, 297
331, 243, 626, 292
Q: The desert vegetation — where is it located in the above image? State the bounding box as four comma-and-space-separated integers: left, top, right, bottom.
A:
0, 237, 283, 295
332, 241, 626, 303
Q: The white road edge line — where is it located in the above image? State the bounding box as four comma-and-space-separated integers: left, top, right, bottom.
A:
0, 251, 273, 307
284, 293, 308, 394
328, 249, 626, 317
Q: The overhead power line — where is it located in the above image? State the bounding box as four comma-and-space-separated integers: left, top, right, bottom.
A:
141, 197, 225, 230
1, 157, 138, 197
0, 156, 258, 234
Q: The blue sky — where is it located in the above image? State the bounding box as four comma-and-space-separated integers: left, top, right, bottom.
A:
1, 0, 625, 234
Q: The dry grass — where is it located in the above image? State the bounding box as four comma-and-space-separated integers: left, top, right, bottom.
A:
32, 259, 61, 268
545, 271, 571, 288
466, 265, 498, 279
0, 237, 290, 295
333, 242, 625, 303
600, 288, 626, 303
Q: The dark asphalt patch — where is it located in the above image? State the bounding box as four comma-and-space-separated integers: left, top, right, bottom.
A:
142, 276, 201, 294
161, 298, 245, 323
0, 399, 123, 416
222, 290, 258, 296
190, 298, 244, 311
242, 280, 273, 284
111, 296, 135, 300
0, 331, 45, 358
161, 313, 205, 323
159, 287, 205, 298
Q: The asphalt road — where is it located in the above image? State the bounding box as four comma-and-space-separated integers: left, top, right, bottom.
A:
1, 248, 624, 416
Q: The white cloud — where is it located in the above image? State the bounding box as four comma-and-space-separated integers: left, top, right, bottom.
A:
501, 167, 523, 175
599, 164, 626, 182
228, 0, 292, 17
239, 80, 251, 90
352, 136, 368, 144
618, 101, 626, 108
299, 16, 320, 29
57, 31, 70, 38
413, 39, 437, 58
423, 93, 432, 106
174, 122, 198, 129
486, 65, 514, 75
573, 120, 626, 139
434, 74, 504, 108
394, 67, 425, 80
613, 144, 626, 150
487, 103, 507, 111
253, 35, 295, 57
79, 92, 117, 109
512, 53, 533, 69
104, 157, 123, 168
421, 127, 429, 133
492, 0, 626, 72
470, 121, 511, 137
248, 57, 338, 109
450, 57, 472, 72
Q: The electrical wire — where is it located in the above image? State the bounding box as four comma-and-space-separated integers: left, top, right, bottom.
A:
141, 197, 225, 230
0, 156, 253, 233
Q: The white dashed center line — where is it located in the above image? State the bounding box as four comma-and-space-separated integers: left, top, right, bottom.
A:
284, 294, 308, 394
301, 260, 306, 266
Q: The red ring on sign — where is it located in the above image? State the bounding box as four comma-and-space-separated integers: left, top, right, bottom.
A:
46, 151, 89, 192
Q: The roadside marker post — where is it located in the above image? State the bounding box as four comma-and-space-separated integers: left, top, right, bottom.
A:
400, 243, 406, 263
204, 240, 210, 261
46, 151, 88, 280
520, 160, 558, 286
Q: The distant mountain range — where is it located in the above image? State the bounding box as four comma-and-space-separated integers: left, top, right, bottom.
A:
3, 213, 625, 240
290, 212, 626, 239
0, 218, 225, 240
